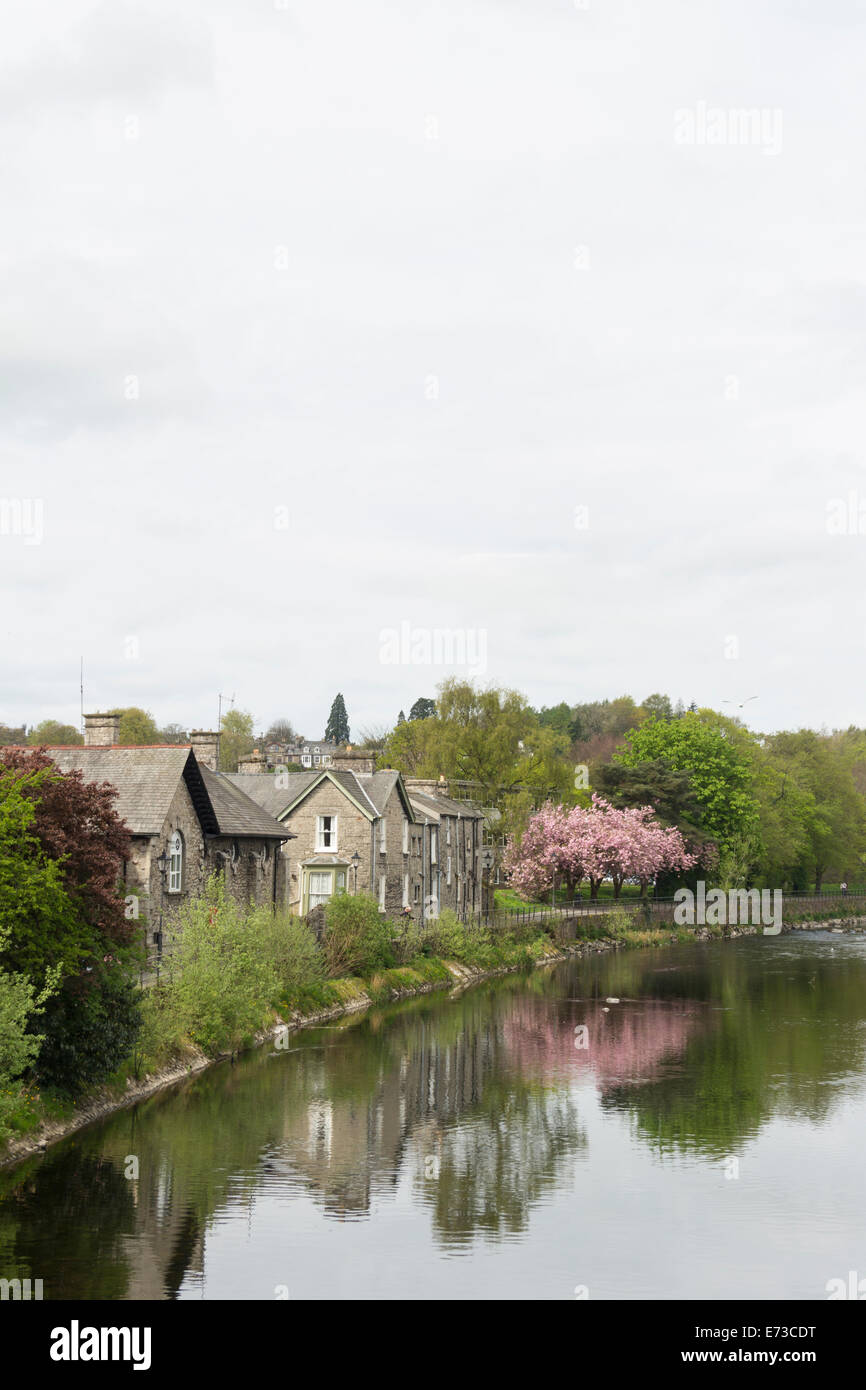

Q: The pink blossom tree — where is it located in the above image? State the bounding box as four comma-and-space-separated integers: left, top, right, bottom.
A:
505, 795, 697, 901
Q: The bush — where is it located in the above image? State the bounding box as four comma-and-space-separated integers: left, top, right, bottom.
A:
162, 876, 278, 1055
0, 955, 57, 1139
36, 963, 142, 1096
321, 893, 395, 977
247, 908, 325, 1003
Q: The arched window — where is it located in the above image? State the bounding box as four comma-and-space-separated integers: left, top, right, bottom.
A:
168, 830, 183, 893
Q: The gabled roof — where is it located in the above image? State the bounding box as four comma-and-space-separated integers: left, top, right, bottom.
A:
41, 746, 290, 840
408, 794, 439, 824
45, 746, 194, 836
407, 787, 485, 820
362, 769, 416, 820
225, 769, 320, 818
227, 768, 379, 820
198, 766, 295, 839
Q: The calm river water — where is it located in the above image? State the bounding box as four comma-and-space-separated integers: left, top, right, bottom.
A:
3, 930, 865, 1300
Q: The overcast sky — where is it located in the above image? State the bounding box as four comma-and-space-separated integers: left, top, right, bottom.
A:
2, 0, 865, 741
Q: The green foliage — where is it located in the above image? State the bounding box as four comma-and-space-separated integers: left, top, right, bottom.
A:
36, 965, 141, 1096
251, 910, 324, 1006
219, 708, 256, 772
616, 709, 760, 857
0, 763, 90, 983
385, 679, 574, 840
324, 692, 350, 745
27, 720, 83, 746
0, 920, 59, 1139
115, 708, 160, 745
162, 876, 278, 1055
322, 893, 394, 977
408, 697, 436, 721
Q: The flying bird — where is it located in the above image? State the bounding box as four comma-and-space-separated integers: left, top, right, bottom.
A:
723, 696, 759, 709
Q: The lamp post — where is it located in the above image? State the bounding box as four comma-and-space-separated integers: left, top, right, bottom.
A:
350, 850, 361, 895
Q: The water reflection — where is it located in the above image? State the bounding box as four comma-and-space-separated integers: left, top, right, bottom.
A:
2, 931, 866, 1298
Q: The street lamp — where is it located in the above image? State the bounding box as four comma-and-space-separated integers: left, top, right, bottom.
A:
156, 848, 168, 880
350, 850, 361, 894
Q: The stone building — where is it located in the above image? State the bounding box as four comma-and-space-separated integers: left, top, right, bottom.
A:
42, 712, 293, 956
257, 738, 338, 770
229, 750, 484, 922
404, 779, 485, 920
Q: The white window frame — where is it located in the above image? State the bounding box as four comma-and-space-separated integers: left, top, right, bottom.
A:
380, 818, 387, 854
167, 830, 183, 894
378, 875, 386, 911
316, 814, 338, 851
308, 870, 333, 910
446, 854, 452, 887
402, 873, 409, 908
430, 828, 438, 865
402, 819, 409, 855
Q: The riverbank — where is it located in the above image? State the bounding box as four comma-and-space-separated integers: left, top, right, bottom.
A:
2, 912, 854, 1170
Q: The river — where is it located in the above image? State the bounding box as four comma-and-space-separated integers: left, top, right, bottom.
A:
2, 929, 865, 1300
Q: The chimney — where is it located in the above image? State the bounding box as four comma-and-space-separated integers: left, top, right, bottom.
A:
83, 711, 120, 746
330, 748, 379, 776
190, 729, 220, 771
237, 748, 268, 775
404, 777, 444, 794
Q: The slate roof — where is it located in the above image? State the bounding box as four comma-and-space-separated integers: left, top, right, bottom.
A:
198, 766, 294, 839
46, 746, 193, 836
228, 768, 379, 819
408, 787, 484, 821
43, 746, 290, 840
226, 770, 318, 818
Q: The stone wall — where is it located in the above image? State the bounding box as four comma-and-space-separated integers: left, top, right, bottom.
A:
126, 777, 286, 951
281, 779, 374, 912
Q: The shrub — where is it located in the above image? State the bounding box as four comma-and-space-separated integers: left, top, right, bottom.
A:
247, 908, 325, 1002
0, 945, 58, 1138
162, 876, 278, 1055
321, 893, 395, 977
36, 963, 142, 1096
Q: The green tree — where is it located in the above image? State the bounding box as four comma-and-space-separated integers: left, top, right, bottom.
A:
0, 763, 90, 982
767, 730, 866, 890
408, 697, 436, 721
641, 693, 673, 722
325, 693, 350, 745
615, 709, 760, 857
28, 720, 83, 746
0, 919, 58, 1140
591, 758, 709, 846
0, 750, 139, 1095
219, 708, 255, 772
116, 707, 160, 744
384, 679, 573, 842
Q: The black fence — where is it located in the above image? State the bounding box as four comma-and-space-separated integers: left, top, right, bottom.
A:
466, 888, 866, 937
